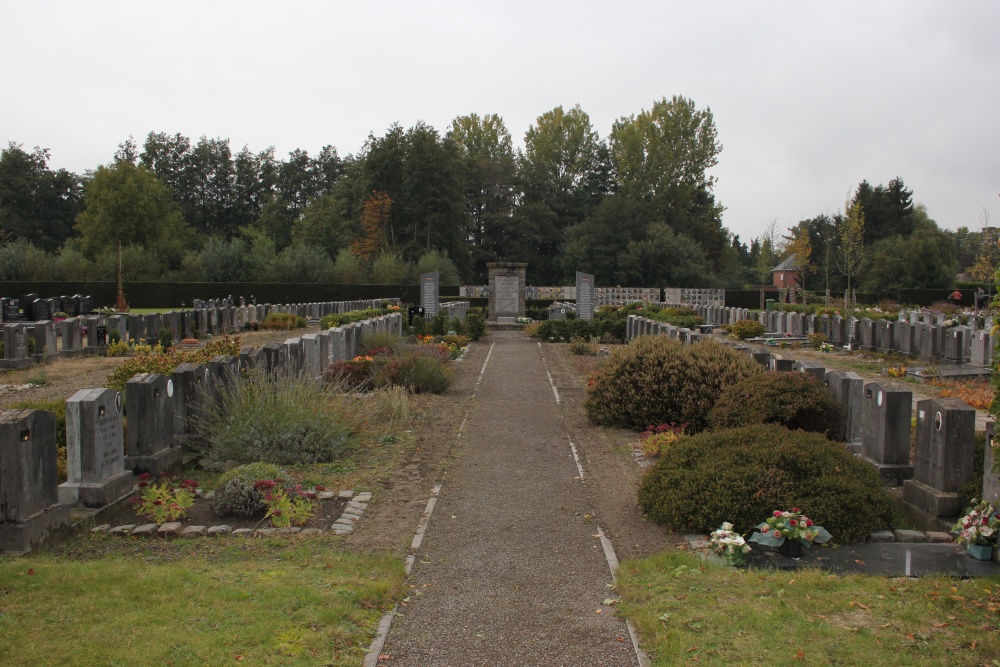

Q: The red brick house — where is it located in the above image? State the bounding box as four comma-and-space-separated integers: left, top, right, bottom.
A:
772, 254, 801, 289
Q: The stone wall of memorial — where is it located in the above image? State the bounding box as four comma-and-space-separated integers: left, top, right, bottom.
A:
487, 263, 527, 320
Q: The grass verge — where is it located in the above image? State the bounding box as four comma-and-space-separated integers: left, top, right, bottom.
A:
618, 551, 1000, 666
0, 534, 403, 666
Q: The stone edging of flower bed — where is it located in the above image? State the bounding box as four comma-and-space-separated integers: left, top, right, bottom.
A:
89, 490, 373, 538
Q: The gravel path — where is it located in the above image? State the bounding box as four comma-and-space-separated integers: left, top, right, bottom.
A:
376, 331, 639, 666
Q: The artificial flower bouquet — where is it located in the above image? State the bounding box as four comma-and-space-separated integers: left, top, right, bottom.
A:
709, 522, 751, 566
749, 508, 832, 549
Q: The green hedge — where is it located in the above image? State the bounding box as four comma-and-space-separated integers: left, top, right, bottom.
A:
0, 282, 459, 309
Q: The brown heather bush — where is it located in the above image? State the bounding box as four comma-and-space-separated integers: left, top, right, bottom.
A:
731, 319, 765, 340
584, 337, 763, 432
638, 424, 894, 541
708, 371, 841, 438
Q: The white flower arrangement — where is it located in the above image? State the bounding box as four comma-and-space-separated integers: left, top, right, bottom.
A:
709, 522, 751, 566
952, 499, 999, 546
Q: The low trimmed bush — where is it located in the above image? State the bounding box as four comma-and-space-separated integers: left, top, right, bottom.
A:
585, 337, 763, 432
466, 312, 486, 341
638, 423, 894, 542
194, 371, 353, 465
708, 371, 841, 438
260, 313, 306, 330
211, 462, 285, 518
731, 319, 765, 340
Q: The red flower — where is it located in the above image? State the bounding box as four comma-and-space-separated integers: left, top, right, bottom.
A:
773, 511, 782, 517
772, 530, 781, 538
138, 481, 149, 488
806, 519, 814, 527
314, 485, 326, 492
153, 500, 163, 506
790, 519, 798, 526
159, 472, 172, 479
792, 507, 800, 513
138, 473, 152, 480
273, 509, 282, 516
184, 479, 198, 488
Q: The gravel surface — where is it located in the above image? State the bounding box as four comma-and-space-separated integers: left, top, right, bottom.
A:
378, 331, 639, 666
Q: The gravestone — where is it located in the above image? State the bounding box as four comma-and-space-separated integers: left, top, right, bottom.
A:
0, 409, 71, 553
971, 329, 994, 366
57, 388, 132, 507
860, 381, 913, 484
897, 321, 916, 356
85, 316, 107, 352
903, 398, 976, 524
1, 298, 20, 323
107, 315, 127, 343
283, 338, 304, 376
919, 324, 941, 362
20, 294, 38, 320
769, 356, 795, 372
330, 327, 346, 364
262, 342, 287, 376
487, 262, 527, 321
983, 423, 999, 505
59, 319, 83, 357
824, 370, 863, 446
78, 296, 94, 315
171, 363, 208, 448
31, 321, 57, 358
31, 298, 50, 323
420, 271, 440, 319
123, 373, 180, 475
301, 333, 327, 379
343, 324, 357, 360
943, 327, 967, 363
575, 272, 595, 321
2, 324, 29, 368
793, 360, 827, 382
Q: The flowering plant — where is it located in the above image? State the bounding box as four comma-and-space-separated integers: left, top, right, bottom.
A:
749, 508, 832, 548
132, 473, 197, 524
819, 342, 834, 353
709, 522, 751, 566
638, 423, 686, 457
952, 499, 999, 546
255, 479, 316, 528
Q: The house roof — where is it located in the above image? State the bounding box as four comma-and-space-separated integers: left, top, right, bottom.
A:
772, 253, 801, 272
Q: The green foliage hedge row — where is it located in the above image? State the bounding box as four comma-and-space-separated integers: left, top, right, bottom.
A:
638, 424, 894, 542
534, 318, 626, 343
708, 371, 841, 438
584, 337, 763, 432
730, 319, 764, 339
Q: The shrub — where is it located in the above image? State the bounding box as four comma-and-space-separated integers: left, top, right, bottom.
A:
568, 337, 592, 355
430, 312, 449, 336
358, 332, 404, 356
261, 313, 306, 330
106, 335, 242, 393
638, 424, 895, 542
731, 319, 765, 340
585, 337, 763, 432
466, 313, 486, 341
708, 371, 841, 438
807, 333, 827, 349
211, 462, 285, 518
402, 353, 454, 393
193, 371, 353, 465
158, 327, 173, 350
108, 329, 122, 345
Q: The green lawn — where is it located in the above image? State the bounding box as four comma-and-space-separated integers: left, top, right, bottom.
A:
618, 551, 1000, 666
0, 534, 403, 666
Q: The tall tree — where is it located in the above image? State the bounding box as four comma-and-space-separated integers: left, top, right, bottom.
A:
75, 162, 193, 266
0, 143, 83, 250
837, 200, 865, 344
783, 226, 812, 307
610, 96, 725, 267
447, 113, 517, 280
519, 105, 609, 282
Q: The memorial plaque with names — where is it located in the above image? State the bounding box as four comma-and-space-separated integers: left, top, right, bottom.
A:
576, 272, 595, 321
495, 275, 519, 316
420, 271, 440, 318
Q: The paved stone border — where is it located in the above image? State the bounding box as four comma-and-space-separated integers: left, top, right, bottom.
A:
90, 489, 372, 537
684, 527, 955, 553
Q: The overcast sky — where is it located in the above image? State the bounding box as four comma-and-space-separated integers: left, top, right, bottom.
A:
3, 1, 998, 243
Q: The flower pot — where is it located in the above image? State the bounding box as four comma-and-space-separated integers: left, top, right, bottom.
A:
967, 543, 995, 561
778, 539, 803, 558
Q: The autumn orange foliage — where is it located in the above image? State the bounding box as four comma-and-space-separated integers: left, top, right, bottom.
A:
350, 190, 393, 260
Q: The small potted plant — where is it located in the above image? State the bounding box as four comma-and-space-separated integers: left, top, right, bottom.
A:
709, 522, 751, 566
749, 508, 832, 558
952, 499, 998, 561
